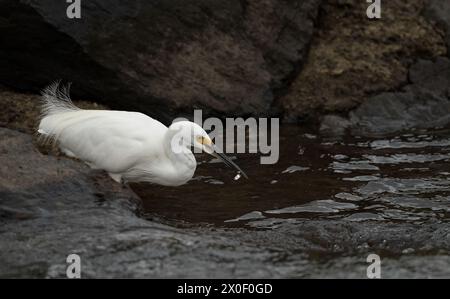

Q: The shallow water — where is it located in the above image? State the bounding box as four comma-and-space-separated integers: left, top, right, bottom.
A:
131, 126, 450, 229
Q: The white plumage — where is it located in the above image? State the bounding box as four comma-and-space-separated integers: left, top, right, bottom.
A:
37, 82, 246, 186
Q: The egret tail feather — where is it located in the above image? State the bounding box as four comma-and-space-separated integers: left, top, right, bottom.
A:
40, 81, 80, 118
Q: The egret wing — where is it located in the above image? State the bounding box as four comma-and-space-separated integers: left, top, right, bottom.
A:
39, 110, 168, 174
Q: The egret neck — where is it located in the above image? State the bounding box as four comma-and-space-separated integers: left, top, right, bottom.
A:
163, 125, 197, 183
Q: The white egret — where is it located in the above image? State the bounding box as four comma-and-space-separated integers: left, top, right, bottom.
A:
37, 82, 247, 186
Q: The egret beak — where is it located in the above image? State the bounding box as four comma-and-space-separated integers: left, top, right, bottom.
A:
210, 147, 248, 179
201, 138, 248, 179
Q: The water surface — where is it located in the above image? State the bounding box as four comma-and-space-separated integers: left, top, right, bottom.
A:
131, 126, 450, 228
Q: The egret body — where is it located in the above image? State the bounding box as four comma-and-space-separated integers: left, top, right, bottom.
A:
37, 83, 246, 186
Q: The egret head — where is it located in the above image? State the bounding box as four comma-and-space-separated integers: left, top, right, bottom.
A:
169, 121, 248, 178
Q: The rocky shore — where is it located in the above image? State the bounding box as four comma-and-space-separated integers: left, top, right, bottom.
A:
1, 0, 450, 278
1, 127, 449, 278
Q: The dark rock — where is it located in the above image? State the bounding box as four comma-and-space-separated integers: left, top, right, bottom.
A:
319, 57, 450, 137
424, 0, 450, 54
0, 0, 321, 122
319, 114, 351, 136
408, 57, 450, 97
349, 91, 450, 136
348, 58, 450, 136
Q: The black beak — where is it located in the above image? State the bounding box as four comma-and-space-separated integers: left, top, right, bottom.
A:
213, 150, 248, 179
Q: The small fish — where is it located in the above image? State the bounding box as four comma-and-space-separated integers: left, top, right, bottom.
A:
234, 173, 242, 181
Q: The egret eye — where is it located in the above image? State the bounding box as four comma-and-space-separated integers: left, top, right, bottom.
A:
196, 136, 204, 144
196, 136, 211, 145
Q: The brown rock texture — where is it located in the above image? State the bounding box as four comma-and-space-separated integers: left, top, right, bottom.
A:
0, 86, 105, 134
280, 0, 447, 122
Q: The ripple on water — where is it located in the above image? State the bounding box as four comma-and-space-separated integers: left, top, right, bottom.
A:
378, 196, 450, 212
369, 138, 450, 150
225, 211, 265, 223
330, 161, 379, 172
342, 175, 380, 182
357, 178, 450, 196
246, 218, 299, 229
205, 179, 225, 185
265, 200, 358, 214
363, 153, 450, 164
282, 165, 310, 173
334, 192, 363, 201
343, 212, 384, 222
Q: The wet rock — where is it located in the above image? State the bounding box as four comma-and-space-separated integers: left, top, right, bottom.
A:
319, 114, 351, 136
229, 219, 450, 278
408, 57, 450, 97
348, 58, 450, 136
309, 255, 450, 279
0, 0, 320, 121
349, 91, 450, 136
343, 213, 384, 222
424, 0, 450, 53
